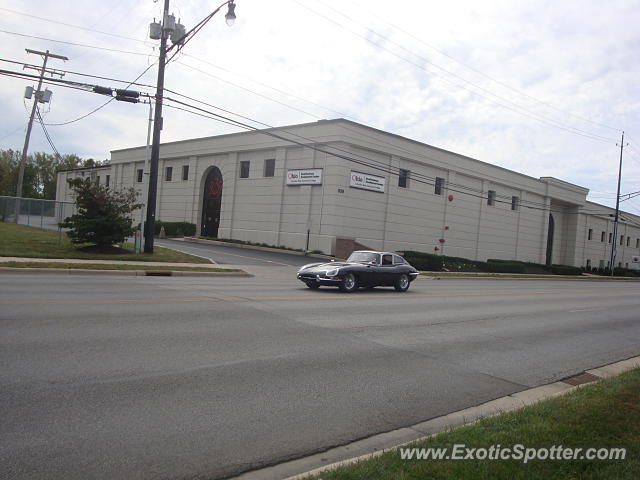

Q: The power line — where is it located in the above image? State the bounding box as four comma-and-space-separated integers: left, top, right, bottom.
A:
160, 55, 621, 212
181, 52, 358, 121
0, 64, 155, 126
162, 95, 624, 218
294, 1, 618, 145
175, 61, 322, 119
158, 87, 616, 213
0, 122, 27, 143
0, 57, 158, 91
36, 107, 61, 159
345, 0, 622, 133
0, 7, 148, 44
0, 29, 152, 57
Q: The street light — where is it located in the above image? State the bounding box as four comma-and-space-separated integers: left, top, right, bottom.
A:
225, 2, 237, 26
144, 0, 236, 254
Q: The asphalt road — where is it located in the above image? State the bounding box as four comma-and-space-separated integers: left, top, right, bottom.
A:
1, 270, 640, 480
156, 238, 328, 266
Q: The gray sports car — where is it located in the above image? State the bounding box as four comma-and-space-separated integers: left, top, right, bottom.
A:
296, 250, 420, 292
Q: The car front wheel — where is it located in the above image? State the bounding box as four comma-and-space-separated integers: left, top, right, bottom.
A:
339, 273, 357, 293
394, 274, 410, 292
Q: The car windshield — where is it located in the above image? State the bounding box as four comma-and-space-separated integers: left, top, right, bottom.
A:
347, 252, 379, 264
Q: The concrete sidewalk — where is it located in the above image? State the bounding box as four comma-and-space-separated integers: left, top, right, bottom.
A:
0, 256, 253, 277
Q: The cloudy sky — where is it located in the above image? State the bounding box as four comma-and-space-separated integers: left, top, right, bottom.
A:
1, 0, 639, 213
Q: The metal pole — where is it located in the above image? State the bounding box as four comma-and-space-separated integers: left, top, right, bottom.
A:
609, 131, 624, 276
15, 49, 68, 222
144, 0, 170, 253
138, 101, 154, 253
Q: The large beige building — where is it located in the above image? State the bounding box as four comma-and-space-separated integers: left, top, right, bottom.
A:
57, 119, 640, 269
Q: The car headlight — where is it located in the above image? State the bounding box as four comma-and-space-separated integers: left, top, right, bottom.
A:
325, 268, 339, 277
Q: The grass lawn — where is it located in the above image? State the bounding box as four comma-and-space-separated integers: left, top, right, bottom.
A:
315, 368, 640, 480
0, 222, 209, 264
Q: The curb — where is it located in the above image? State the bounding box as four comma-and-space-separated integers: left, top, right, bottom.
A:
230, 355, 640, 480
0, 267, 252, 277
418, 273, 640, 281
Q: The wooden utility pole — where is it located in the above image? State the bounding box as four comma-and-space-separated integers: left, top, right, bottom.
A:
15, 49, 68, 221
609, 131, 626, 276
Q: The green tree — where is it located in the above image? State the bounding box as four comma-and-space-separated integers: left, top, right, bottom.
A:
0, 149, 96, 199
60, 177, 142, 249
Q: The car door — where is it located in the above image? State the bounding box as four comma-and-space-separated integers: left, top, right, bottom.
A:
360, 253, 382, 286
379, 253, 397, 285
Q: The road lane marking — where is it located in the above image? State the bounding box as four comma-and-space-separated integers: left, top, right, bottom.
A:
1, 288, 639, 306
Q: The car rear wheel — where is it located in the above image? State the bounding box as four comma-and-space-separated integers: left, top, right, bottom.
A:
305, 282, 320, 289
339, 273, 357, 293
394, 274, 410, 292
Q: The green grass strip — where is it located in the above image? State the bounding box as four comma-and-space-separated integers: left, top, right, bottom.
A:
0, 222, 209, 263
315, 368, 640, 480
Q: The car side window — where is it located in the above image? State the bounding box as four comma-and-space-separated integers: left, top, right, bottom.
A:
393, 255, 405, 264
382, 254, 393, 265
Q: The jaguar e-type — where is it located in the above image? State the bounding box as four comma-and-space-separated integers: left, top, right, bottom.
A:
296, 250, 419, 292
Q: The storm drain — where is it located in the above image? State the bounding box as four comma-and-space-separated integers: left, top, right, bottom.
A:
144, 271, 173, 276
561, 372, 600, 386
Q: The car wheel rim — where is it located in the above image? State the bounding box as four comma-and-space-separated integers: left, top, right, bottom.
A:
400, 275, 408, 288
344, 275, 355, 289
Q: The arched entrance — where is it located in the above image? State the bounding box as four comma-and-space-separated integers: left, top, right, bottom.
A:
545, 213, 555, 265
201, 167, 223, 237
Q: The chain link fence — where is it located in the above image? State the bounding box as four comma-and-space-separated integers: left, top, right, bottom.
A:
0, 196, 76, 232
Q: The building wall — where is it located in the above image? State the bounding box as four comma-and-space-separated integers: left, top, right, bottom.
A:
55, 119, 640, 267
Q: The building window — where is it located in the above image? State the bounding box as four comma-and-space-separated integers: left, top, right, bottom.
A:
487, 190, 496, 206
588, 228, 593, 240
434, 177, 444, 195
240, 160, 250, 179
398, 168, 410, 188
106, 175, 110, 187
608, 232, 612, 244
599, 260, 605, 269
182, 165, 189, 181
601, 231, 605, 242
264, 158, 275, 177
586, 259, 591, 269
165, 166, 172, 182
620, 235, 624, 245
627, 236, 630, 247
511, 196, 519, 211
637, 239, 639, 248
95, 176, 100, 185
137, 169, 143, 183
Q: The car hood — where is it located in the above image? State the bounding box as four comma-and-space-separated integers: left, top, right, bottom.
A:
298, 262, 354, 273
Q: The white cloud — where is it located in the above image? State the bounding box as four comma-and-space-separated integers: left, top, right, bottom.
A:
1, 0, 638, 213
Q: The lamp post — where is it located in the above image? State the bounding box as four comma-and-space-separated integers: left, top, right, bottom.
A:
144, 0, 236, 253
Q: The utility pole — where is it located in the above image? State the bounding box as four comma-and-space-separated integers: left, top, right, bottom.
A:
609, 131, 626, 276
144, 0, 236, 253
15, 49, 68, 222
144, 0, 170, 253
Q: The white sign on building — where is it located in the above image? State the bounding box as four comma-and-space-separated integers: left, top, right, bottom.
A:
350, 171, 386, 193
286, 168, 323, 185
